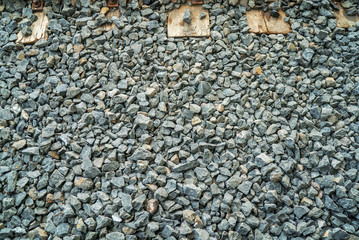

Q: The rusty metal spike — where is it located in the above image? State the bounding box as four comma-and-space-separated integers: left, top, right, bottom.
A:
107, 0, 119, 7
191, 0, 203, 4
32, 0, 44, 11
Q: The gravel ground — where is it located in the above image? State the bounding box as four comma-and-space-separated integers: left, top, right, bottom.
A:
1, 0, 359, 239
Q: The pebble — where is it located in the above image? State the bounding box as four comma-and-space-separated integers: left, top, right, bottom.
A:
12, 139, 26, 150
146, 199, 159, 214
74, 177, 93, 190
183, 9, 192, 24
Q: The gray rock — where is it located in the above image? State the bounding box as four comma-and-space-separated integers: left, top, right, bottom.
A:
22, 147, 39, 155
106, 232, 125, 240
154, 187, 168, 201
147, 20, 159, 30
269, 1, 281, 11
121, 193, 132, 212
1, 2, 359, 238
183, 183, 202, 199
198, 81, 212, 96
7, 171, 17, 193
0, 109, 13, 120
173, 161, 199, 172
332, 228, 349, 240
183, 9, 191, 24
226, 175, 241, 189
200, 12, 206, 19
255, 153, 274, 167
238, 181, 252, 195
161, 225, 178, 238
55, 223, 70, 237
135, 114, 153, 129
193, 228, 210, 240
302, 48, 315, 62
293, 205, 309, 219
66, 86, 81, 98
50, 170, 65, 188
128, 147, 153, 161
96, 215, 112, 229
109, 63, 120, 81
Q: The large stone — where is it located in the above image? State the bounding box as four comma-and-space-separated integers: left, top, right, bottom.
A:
173, 161, 199, 172
255, 153, 274, 167
22, 147, 39, 155
183, 184, 202, 199
198, 81, 212, 96
193, 228, 210, 240
74, 177, 93, 190
106, 232, 125, 240
238, 181, 252, 195
128, 147, 153, 161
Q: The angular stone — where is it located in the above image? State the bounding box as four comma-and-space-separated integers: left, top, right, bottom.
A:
106, 232, 125, 240
147, 199, 159, 214
74, 177, 93, 190
255, 153, 274, 167
238, 181, 252, 195
7, 171, 17, 193
193, 228, 209, 240
12, 139, 26, 150
183, 184, 202, 199
293, 205, 309, 219
22, 147, 39, 155
173, 161, 199, 172
128, 147, 153, 161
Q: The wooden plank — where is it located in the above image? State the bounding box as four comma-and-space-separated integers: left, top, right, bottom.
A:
246, 10, 267, 33
264, 10, 291, 34
102, 9, 121, 31
246, 9, 291, 34
168, 5, 210, 38
16, 12, 49, 44
334, 4, 359, 28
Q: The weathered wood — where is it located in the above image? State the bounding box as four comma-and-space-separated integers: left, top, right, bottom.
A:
102, 9, 121, 31
246, 10, 267, 33
246, 9, 291, 34
16, 12, 49, 44
334, 4, 359, 28
168, 5, 210, 38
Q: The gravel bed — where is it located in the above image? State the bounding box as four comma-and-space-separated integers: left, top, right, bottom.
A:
1, 0, 359, 239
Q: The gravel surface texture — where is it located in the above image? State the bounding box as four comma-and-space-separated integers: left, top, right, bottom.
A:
1, 0, 359, 239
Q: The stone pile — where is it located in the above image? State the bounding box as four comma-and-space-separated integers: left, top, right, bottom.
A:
1, 0, 359, 239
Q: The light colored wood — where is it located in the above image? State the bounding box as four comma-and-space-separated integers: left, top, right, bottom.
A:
265, 10, 291, 34
16, 12, 49, 44
334, 5, 359, 28
246, 9, 291, 34
102, 9, 121, 31
168, 5, 210, 38
246, 10, 267, 33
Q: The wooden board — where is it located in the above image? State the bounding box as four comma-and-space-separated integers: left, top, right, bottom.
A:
168, 5, 210, 38
102, 9, 121, 31
334, 5, 359, 28
16, 12, 49, 44
246, 9, 291, 34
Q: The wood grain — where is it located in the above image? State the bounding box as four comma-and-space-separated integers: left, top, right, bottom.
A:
168, 5, 210, 38
334, 4, 359, 28
102, 9, 121, 31
16, 12, 49, 44
246, 9, 291, 34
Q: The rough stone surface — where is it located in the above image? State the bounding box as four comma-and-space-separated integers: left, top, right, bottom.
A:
1, 1, 359, 240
